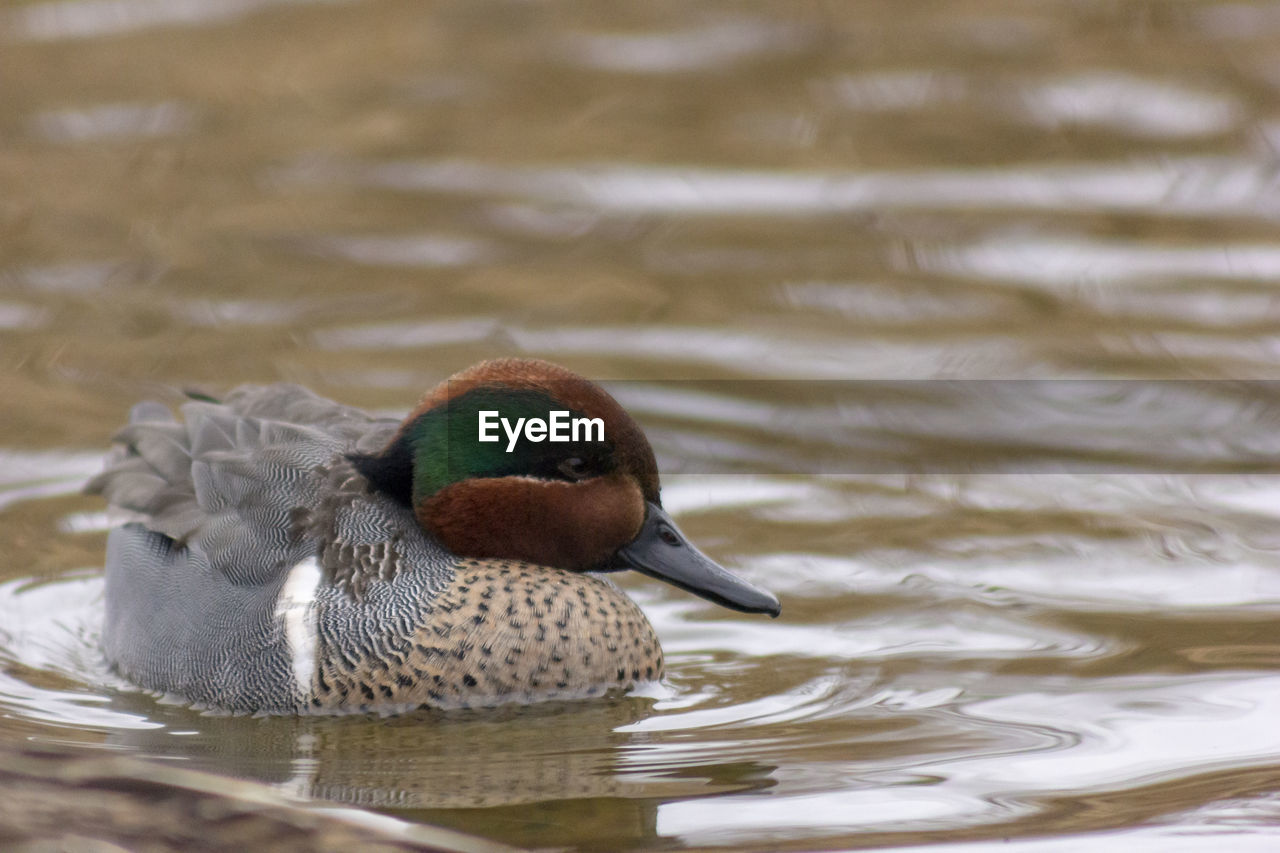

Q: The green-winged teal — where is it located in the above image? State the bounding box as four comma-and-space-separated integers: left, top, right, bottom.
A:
87, 358, 779, 714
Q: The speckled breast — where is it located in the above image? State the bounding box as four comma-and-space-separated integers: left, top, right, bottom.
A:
307, 559, 664, 713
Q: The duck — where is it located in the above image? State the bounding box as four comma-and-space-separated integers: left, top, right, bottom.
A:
86, 358, 780, 714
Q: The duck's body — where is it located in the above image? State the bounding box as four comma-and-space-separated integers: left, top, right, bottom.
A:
90, 360, 777, 715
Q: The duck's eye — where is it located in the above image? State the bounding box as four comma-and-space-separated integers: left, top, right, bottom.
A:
557, 456, 591, 481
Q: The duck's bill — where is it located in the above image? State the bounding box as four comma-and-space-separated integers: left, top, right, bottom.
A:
616, 502, 781, 617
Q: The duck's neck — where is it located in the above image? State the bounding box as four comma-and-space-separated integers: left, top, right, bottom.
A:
349, 406, 464, 507
352, 388, 601, 508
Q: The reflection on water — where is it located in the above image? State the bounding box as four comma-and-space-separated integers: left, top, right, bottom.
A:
922, 234, 1280, 288
4, 0, 1280, 850
826, 69, 1244, 140
7, 0, 351, 42
1015, 73, 1239, 138
284, 155, 1280, 219
275, 154, 1280, 219
30, 101, 196, 143
555, 17, 809, 74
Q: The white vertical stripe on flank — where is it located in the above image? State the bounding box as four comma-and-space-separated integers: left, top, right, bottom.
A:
275, 556, 322, 700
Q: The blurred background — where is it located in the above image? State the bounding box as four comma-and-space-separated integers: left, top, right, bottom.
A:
4, 1, 1280, 850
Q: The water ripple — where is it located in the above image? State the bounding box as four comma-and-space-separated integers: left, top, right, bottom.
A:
30, 101, 195, 143
919, 233, 1280, 288
0, 450, 102, 512
7, 0, 355, 42
1017, 73, 1240, 138
301, 233, 498, 269
279, 156, 1280, 220
556, 17, 808, 74
956, 675, 1280, 790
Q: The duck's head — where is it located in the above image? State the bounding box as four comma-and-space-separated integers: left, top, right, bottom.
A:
351, 358, 780, 617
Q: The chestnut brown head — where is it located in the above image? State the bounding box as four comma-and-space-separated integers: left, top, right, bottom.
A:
352, 358, 780, 616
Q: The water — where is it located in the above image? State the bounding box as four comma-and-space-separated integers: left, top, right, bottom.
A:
3, 0, 1280, 849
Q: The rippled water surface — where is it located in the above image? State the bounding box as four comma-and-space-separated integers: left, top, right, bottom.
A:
5, 1, 1280, 850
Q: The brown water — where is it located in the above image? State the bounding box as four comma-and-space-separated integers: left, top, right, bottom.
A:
5, 0, 1280, 850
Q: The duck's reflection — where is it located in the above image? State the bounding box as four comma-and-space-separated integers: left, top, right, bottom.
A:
102, 690, 775, 847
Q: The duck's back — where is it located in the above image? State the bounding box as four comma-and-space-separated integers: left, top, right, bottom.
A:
89, 384, 457, 713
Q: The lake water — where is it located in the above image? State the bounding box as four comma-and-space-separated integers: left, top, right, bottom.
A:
4, 0, 1280, 849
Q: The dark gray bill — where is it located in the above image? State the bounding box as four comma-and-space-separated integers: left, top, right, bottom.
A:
616, 502, 781, 617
